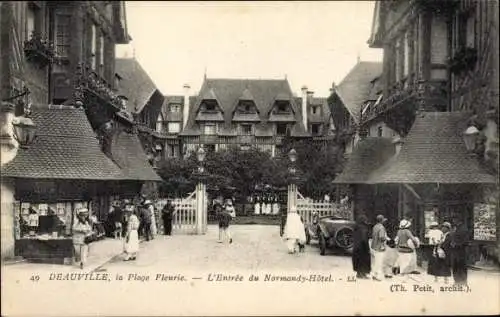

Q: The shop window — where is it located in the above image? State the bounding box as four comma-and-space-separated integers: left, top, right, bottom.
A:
17, 201, 90, 239
167, 122, 180, 133
276, 123, 288, 136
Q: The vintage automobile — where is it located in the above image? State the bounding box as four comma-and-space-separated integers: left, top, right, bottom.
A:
305, 214, 355, 255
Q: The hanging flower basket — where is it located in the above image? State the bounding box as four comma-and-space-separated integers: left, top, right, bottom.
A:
23, 32, 55, 68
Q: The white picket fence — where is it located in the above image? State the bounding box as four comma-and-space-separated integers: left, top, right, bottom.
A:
156, 192, 197, 234
296, 199, 353, 225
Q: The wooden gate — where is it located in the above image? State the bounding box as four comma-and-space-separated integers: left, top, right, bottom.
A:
295, 191, 353, 224
156, 191, 207, 235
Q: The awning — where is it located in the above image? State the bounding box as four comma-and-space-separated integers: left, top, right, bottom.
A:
369, 112, 497, 184
1, 107, 126, 180
110, 131, 163, 182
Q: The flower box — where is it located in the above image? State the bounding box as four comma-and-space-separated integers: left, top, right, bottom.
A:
23, 32, 55, 68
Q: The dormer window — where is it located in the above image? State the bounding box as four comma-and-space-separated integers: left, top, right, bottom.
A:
275, 101, 290, 114
202, 100, 218, 112
311, 105, 320, 115
238, 101, 255, 113
170, 104, 180, 113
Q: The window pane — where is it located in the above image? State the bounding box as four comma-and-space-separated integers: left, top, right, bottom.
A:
27, 7, 36, 39
203, 124, 216, 135
431, 17, 448, 64
55, 14, 71, 57
168, 122, 180, 133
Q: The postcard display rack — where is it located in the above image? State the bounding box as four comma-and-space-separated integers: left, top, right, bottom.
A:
13, 201, 91, 263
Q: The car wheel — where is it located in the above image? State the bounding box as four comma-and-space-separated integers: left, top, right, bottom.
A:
335, 227, 354, 250
319, 235, 326, 256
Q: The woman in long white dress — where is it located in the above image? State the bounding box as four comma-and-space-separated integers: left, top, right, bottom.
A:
284, 211, 306, 254
124, 208, 140, 261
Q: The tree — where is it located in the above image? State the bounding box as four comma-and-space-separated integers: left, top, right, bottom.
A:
157, 142, 344, 201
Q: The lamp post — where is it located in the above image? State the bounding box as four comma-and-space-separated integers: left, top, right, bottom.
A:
3, 87, 37, 148
194, 147, 207, 234
281, 148, 300, 236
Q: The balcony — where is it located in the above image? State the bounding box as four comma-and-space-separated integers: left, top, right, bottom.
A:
74, 63, 124, 110
362, 77, 419, 122
23, 32, 55, 68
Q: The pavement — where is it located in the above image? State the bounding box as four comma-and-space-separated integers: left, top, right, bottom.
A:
2, 225, 500, 316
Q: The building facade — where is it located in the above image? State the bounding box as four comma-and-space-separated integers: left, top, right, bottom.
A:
161, 78, 335, 158
0, 2, 160, 260
335, 0, 499, 265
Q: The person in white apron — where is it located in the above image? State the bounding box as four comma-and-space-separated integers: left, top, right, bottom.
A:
124, 206, 140, 261
283, 210, 306, 254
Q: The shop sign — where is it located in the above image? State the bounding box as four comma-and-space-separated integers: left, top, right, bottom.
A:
473, 203, 497, 241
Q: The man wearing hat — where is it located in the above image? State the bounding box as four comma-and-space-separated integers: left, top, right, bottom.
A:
371, 214, 389, 281
141, 200, 154, 241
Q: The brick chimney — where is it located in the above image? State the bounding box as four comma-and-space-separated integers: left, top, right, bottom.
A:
301, 86, 308, 131
182, 84, 190, 130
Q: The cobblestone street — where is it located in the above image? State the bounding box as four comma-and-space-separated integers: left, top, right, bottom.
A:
3, 225, 500, 316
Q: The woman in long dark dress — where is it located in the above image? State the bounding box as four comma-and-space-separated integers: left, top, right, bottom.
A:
434, 222, 452, 284
450, 220, 469, 285
352, 215, 371, 279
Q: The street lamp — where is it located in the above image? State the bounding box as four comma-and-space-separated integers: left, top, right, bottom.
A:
12, 116, 37, 148
463, 125, 480, 152
3, 87, 37, 149
196, 146, 206, 173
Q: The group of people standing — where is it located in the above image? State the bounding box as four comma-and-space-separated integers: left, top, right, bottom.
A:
352, 214, 469, 285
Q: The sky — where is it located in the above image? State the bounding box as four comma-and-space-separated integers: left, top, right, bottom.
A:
116, 1, 383, 97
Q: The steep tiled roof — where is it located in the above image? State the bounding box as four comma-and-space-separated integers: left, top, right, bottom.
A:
369, 112, 497, 184
182, 77, 306, 136
333, 137, 395, 184
110, 131, 162, 181
194, 78, 299, 123
335, 61, 383, 123
115, 58, 159, 114
1, 107, 126, 180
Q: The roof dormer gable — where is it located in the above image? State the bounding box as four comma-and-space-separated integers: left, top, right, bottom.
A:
199, 88, 223, 113
236, 89, 258, 114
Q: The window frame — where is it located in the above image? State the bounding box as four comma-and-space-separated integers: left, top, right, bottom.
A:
167, 122, 181, 134
202, 123, 217, 135
276, 123, 288, 136
53, 12, 71, 58
239, 123, 253, 136
169, 104, 181, 113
